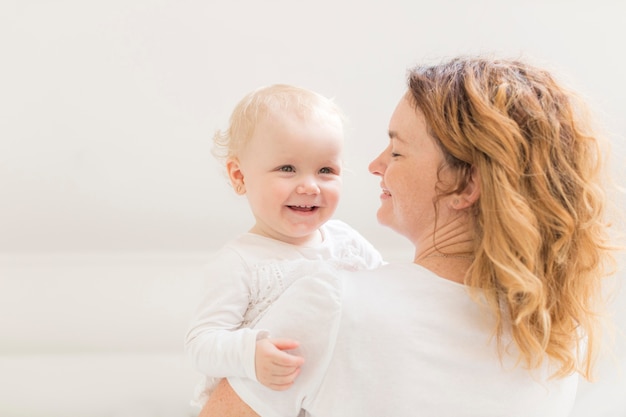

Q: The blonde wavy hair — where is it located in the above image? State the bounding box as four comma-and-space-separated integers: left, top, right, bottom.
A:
212, 84, 345, 168
408, 56, 615, 380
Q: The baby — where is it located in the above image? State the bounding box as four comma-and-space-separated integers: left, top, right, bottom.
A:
185, 84, 384, 408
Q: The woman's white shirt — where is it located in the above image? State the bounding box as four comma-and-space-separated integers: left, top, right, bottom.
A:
228, 262, 578, 417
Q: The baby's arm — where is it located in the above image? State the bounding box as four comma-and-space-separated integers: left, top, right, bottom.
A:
224, 270, 343, 417
185, 251, 304, 388
185, 253, 263, 381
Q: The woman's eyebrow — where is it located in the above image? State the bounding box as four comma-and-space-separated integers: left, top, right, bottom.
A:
388, 130, 407, 144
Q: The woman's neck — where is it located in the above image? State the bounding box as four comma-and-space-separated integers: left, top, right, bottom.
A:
413, 215, 474, 283
414, 255, 473, 284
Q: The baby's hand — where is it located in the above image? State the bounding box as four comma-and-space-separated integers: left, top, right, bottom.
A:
255, 338, 305, 391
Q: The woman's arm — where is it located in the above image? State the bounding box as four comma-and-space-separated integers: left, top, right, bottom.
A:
198, 379, 260, 417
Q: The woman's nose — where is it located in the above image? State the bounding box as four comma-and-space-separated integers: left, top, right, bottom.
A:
368, 152, 385, 176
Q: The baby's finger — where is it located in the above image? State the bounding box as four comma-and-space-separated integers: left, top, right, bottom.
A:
268, 363, 301, 377
269, 338, 300, 351
266, 367, 301, 391
271, 350, 305, 367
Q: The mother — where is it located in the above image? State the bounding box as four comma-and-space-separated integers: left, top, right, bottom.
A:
199, 56, 614, 416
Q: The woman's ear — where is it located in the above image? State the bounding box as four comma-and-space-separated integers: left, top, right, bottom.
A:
226, 158, 246, 195
452, 166, 480, 210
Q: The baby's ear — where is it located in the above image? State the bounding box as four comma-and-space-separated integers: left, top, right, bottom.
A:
453, 166, 481, 209
226, 158, 246, 195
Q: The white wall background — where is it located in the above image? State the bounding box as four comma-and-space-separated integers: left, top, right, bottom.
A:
1, 1, 625, 416
2, 0, 625, 257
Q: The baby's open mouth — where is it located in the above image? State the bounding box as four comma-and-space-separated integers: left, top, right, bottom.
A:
288, 205, 317, 212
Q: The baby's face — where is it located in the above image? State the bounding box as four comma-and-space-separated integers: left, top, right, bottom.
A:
236, 111, 344, 245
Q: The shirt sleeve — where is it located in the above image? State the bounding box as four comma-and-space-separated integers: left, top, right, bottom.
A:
228, 268, 343, 417
184, 248, 266, 381
327, 219, 386, 269
351, 230, 386, 268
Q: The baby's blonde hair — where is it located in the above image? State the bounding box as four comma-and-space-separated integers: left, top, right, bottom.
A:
212, 84, 345, 165
408, 56, 616, 380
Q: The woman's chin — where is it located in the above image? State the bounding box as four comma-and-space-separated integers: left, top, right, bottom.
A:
376, 212, 393, 229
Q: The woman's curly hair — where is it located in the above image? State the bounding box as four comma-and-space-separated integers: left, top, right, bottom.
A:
408, 56, 615, 380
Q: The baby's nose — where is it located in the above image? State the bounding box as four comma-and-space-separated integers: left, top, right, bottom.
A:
296, 178, 320, 194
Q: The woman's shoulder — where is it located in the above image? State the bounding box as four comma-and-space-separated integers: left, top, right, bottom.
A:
345, 262, 466, 289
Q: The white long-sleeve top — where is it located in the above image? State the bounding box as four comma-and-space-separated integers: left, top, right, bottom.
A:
184, 219, 384, 406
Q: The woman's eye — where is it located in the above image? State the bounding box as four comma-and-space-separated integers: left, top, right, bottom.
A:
279, 165, 295, 172
391, 152, 401, 158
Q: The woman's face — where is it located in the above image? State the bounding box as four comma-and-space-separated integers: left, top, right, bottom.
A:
369, 95, 451, 245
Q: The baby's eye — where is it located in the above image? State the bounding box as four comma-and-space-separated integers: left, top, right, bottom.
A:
278, 165, 295, 172
319, 167, 333, 174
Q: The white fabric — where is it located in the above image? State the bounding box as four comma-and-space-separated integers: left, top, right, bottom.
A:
184, 219, 384, 407
229, 262, 579, 417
